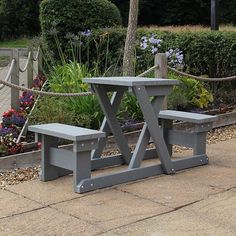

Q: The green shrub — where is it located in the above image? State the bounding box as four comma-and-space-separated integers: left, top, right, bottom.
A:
168, 73, 214, 111
40, 0, 122, 55
0, 0, 41, 39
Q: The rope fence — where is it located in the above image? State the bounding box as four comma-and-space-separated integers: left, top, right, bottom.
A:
1, 50, 236, 101
0, 59, 15, 90
19, 51, 32, 73
168, 66, 236, 82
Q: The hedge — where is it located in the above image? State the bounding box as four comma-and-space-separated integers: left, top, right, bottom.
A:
0, 0, 41, 39
42, 24, 236, 78
40, 0, 122, 56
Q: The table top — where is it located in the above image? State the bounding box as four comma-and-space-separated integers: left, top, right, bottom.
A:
83, 77, 179, 87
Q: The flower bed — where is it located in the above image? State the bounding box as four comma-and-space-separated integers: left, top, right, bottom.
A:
0, 74, 46, 157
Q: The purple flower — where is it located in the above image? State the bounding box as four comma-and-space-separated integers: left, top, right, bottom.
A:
151, 46, 158, 55
140, 41, 148, 50
81, 29, 92, 37
140, 35, 162, 52
166, 48, 184, 69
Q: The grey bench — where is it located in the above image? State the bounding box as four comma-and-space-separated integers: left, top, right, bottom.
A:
158, 110, 217, 157
28, 123, 105, 193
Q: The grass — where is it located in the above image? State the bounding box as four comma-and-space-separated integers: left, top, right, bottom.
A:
0, 37, 31, 48
143, 24, 236, 32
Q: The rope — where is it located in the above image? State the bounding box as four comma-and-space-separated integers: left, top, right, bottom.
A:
137, 65, 158, 77
0, 66, 156, 97
32, 48, 40, 61
168, 66, 236, 82
0, 78, 93, 97
19, 52, 32, 72
0, 59, 16, 90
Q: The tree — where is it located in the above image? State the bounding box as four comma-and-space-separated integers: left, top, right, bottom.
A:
122, 0, 139, 76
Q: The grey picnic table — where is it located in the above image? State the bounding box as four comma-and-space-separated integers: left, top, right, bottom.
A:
76, 76, 207, 192
29, 76, 212, 193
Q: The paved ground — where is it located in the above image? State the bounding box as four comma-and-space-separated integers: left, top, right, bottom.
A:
0, 138, 235, 236
0, 58, 37, 116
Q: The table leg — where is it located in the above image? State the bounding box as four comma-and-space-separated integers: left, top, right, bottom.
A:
129, 96, 165, 169
133, 86, 175, 174
92, 90, 124, 159
92, 85, 131, 164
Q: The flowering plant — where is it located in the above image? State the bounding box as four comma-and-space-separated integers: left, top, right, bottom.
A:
140, 34, 162, 55
0, 126, 22, 156
166, 48, 184, 69
2, 109, 26, 128
19, 92, 34, 111
0, 73, 46, 156
33, 74, 46, 89
139, 35, 184, 70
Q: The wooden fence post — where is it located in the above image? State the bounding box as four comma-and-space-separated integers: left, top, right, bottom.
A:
155, 53, 168, 109
38, 47, 43, 75
11, 49, 20, 110
27, 49, 33, 88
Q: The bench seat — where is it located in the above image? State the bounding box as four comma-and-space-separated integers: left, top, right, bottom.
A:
29, 123, 105, 193
159, 110, 217, 124
158, 110, 217, 157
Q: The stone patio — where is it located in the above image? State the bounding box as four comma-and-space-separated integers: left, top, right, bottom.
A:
0, 138, 235, 235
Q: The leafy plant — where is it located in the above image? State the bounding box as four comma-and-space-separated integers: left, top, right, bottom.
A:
168, 73, 214, 110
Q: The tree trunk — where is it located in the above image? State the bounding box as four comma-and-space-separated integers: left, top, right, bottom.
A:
123, 0, 139, 76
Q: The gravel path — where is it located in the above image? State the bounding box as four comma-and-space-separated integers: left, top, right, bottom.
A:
0, 124, 236, 188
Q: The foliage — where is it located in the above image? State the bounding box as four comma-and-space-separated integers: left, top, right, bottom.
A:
81, 27, 236, 78
110, 0, 236, 26
168, 73, 214, 111
30, 62, 103, 129
118, 94, 143, 122
0, 0, 41, 39
40, 0, 122, 55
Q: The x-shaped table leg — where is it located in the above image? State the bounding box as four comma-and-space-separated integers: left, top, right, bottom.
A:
132, 86, 175, 174
92, 84, 131, 164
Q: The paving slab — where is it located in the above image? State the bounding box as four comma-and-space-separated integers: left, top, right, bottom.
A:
53, 189, 172, 231
6, 175, 83, 205
117, 174, 221, 209
171, 165, 236, 190
0, 189, 42, 219
100, 206, 234, 236
207, 139, 236, 168
0, 207, 101, 236
183, 190, 236, 232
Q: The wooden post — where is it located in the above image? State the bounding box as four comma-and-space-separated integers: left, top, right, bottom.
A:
155, 53, 168, 109
27, 49, 33, 88
38, 47, 43, 75
211, 0, 219, 30
11, 49, 20, 110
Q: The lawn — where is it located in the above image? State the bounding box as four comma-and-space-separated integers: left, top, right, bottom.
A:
0, 37, 31, 48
